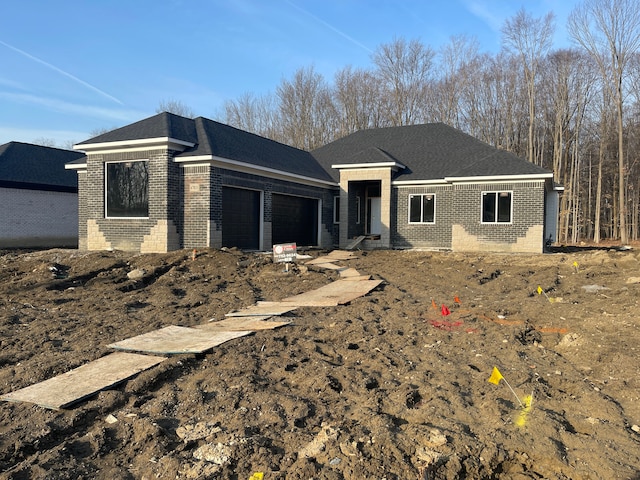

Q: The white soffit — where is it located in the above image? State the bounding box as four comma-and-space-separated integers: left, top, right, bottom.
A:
331, 161, 406, 171
73, 137, 195, 153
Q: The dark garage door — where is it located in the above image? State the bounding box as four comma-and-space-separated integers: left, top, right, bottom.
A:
222, 187, 260, 250
272, 194, 318, 246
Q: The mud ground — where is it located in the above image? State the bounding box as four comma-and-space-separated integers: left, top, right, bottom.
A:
0, 246, 639, 479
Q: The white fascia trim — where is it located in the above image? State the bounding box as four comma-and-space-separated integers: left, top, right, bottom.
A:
393, 179, 448, 186
444, 173, 553, 183
65, 162, 87, 171
175, 155, 338, 188
331, 161, 406, 170
73, 137, 195, 152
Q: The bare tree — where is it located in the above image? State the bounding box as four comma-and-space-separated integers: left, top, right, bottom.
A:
276, 66, 335, 150
431, 35, 480, 128
156, 99, 196, 118
223, 92, 280, 141
31, 137, 58, 147
569, 0, 640, 244
333, 66, 384, 137
502, 8, 556, 165
372, 38, 435, 126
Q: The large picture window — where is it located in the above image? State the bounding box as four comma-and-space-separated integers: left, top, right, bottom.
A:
482, 191, 512, 223
409, 194, 435, 223
105, 161, 149, 218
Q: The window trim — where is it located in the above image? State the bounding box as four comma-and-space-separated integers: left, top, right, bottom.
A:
408, 193, 436, 224
481, 190, 513, 224
104, 159, 150, 219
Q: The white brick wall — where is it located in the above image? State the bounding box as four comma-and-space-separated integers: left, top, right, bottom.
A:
0, 187, 78, 247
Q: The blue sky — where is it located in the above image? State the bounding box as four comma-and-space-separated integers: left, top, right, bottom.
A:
0, 0, 579, 148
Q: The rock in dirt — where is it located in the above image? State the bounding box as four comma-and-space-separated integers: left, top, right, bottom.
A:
176, 422, 222, 442
192, 442, 231, 465
581, 284, 609, 293
298, 423, 339, 459
127, 268, 146, 280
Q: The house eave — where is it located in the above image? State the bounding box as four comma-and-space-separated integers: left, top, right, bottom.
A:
73, 137, 195, 153
65, 162, 87, 171
393, 179, 449, 186
175, 155, 338, 188
331, 161, 406, 171
444, 173, 553, 183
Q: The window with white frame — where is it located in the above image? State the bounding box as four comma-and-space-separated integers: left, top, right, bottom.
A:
105, 160, 149, 218
482, 191, 512, 223
408, 194, 435, 223
333, 196, 340, 224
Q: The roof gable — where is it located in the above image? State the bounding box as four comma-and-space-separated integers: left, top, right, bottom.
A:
0, 142, 83, 190
311, 123, 551, 182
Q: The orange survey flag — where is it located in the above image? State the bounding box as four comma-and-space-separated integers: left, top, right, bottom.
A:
431, 298, 438, 310
454, 295, 460, 304
488, 366, 504, 385
441, 304, 451, 316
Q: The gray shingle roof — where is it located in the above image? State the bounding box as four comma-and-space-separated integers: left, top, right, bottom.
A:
0, 142, 82, 191
76, 113, 335, 183
311, 123, 551, 182
75, 112, 197, 145
75, 115, 550, 185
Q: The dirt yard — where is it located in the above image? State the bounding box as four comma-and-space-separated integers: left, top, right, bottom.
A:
0, 246, 639, 479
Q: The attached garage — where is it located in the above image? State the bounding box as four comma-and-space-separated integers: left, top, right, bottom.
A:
222, 187, 261, 250
272, 193, 318, 246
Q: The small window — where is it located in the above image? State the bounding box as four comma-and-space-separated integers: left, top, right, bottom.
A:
333, 196, 340, 224
482, 191, 512, 223
408, 194, 435, 223
105, 160, 149, 218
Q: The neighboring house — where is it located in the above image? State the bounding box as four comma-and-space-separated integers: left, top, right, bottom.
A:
0, 142, 83, 248
66, 112, 560, 254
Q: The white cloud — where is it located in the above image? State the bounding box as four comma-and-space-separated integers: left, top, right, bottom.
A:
0, 125, 88, 147
0, 91, 144, 122
463, 0, 505, 32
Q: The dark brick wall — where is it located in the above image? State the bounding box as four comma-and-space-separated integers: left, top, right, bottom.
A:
180, 165, 338, 249
183, 165, 210, 248
392, 181, 545, 249
392, 185, 453, 248
86, 149, 180, 251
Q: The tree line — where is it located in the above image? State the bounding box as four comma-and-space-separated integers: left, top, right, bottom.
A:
220, 0, 640, 245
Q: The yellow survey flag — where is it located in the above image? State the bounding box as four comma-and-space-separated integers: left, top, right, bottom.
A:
537, 285, 543, 295
488, 366, 504, 385
249, 473, 264, 480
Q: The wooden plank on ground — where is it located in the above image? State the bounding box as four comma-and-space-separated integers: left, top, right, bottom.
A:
225, 303, 297, 317
344, 236, 365, 250
310, 262, 344, 270
197, 316, 292, 331
0, 352, 165, 410
107, 326, 252, 354
279, 279, 382, 306
305, 250, 357, 265
339, 268, 370, 280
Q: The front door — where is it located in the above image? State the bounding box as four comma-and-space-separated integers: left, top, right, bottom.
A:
368, 197, 381, 235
